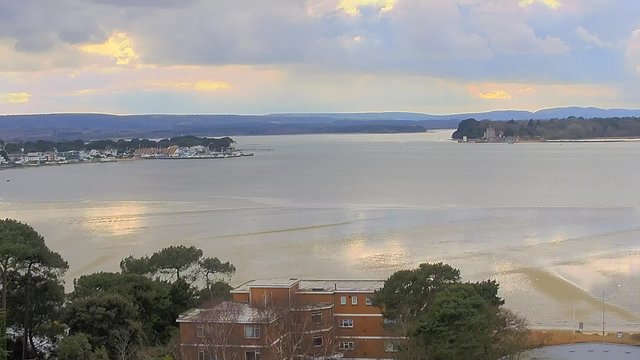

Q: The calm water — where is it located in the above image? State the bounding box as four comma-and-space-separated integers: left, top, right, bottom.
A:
2, 130, 640, 330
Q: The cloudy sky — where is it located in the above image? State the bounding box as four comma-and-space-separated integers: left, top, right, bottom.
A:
1, 0, 639, 114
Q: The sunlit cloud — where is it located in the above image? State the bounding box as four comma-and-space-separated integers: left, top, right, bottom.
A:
337, 0, 398, 16
476, 90, 512, 100
193, 80, 231, 92
151, 80, 231, 92
65, 89, 94, 96
79, 33, 139, 65
0, 92, 31, 103
519, 87, 535, 93
353, 35, 362, 42
519, 0, 561, 9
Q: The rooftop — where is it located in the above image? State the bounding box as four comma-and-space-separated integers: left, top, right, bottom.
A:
298, 280, 384, 293
177, 302, 277, 324
523, 343, 640, 360
232, 278, 301, 292
231, 279, 384, 293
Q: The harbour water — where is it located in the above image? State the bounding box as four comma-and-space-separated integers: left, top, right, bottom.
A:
2, 130, 640, 331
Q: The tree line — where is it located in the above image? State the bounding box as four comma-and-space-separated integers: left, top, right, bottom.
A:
0, 136, 235, 155
452, 117, 640, 140
0, 219, 235, 360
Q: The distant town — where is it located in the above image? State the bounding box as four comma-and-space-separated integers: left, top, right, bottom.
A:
0, 136, 253, 170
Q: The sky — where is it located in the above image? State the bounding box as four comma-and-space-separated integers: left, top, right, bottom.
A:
1, 0, 640, 115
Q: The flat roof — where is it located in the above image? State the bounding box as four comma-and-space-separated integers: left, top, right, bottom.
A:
177, 302, 277, 324
523, 343, 640, 359
232, 278, 301, 293
231, 279, 385, 293
296, 279, 384, 292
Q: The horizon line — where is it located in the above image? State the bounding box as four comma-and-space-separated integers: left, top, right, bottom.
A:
2, 106, 640, 117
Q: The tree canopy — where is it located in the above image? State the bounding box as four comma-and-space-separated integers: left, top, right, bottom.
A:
374, 263, 527, 360
452, 116, 640, 140
372, 262, 460, 323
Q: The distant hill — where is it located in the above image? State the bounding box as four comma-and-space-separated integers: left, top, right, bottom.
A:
275, 107, 640, 121
2, 107, 640, 141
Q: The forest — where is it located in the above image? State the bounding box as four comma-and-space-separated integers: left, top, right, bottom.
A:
452, 117, 640, 140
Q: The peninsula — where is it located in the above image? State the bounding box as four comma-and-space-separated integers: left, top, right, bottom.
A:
0, 135, 252, 169
452, 117, 640, 142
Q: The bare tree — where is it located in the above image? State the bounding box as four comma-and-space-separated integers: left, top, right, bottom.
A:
492, 310, 531, 360
201, 303, 245, 360
110, 328, 137, 360
267, 302, 337, 360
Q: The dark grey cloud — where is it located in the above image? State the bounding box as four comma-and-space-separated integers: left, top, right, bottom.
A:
0, 0, 638, 84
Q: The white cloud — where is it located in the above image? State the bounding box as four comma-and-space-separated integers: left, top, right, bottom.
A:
575, 26, 621, 49
626, 27, 640, 74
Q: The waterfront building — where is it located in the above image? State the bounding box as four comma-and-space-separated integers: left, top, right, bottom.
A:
134, 145, 179, 157
178, 279, 402, 360
484, 127, 497, 141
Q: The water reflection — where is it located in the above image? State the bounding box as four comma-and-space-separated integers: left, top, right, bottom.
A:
81, 201, 148, 237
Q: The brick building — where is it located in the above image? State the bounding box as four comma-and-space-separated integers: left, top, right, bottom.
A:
178, 279, 401, 360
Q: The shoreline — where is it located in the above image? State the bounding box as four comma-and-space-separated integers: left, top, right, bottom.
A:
0, 155, 253, 171
456, 137, 640, 143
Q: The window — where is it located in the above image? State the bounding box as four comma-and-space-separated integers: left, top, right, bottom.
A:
313, 336, 323, 347
339, 319, 354, 328
352, 296, 357, 305
366, 297, 373, 306
312, 312, 322, 324
340, 296, 346, 305
384, 342, 399, 353
246, 351, 261, 360
244, 325, 261, 339
197, 324, 204, 338
198, 349, 205, 360
339, 341, 355, 351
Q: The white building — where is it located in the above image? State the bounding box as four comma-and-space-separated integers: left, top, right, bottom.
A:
26, 152, 46, 163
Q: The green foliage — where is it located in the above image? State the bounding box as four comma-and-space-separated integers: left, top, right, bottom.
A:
169, 278, 200, 317
122, 246, 205, 283
64, 293, 143, 352
119, 256, 152, 276
412, 283, 495, 360
57, 334, 109, 360
373, 262, 460, 323
70, 272, 175, 344
58, 333, 97, 360
0, 219, 68, 360
149, 245, 203, 282
93, 346, 109, 360
199, 257, 236, 300
7, 274, 66, 345
1, 136, 235, 154
198, 281, 233, 302
376, 263, 525, 360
